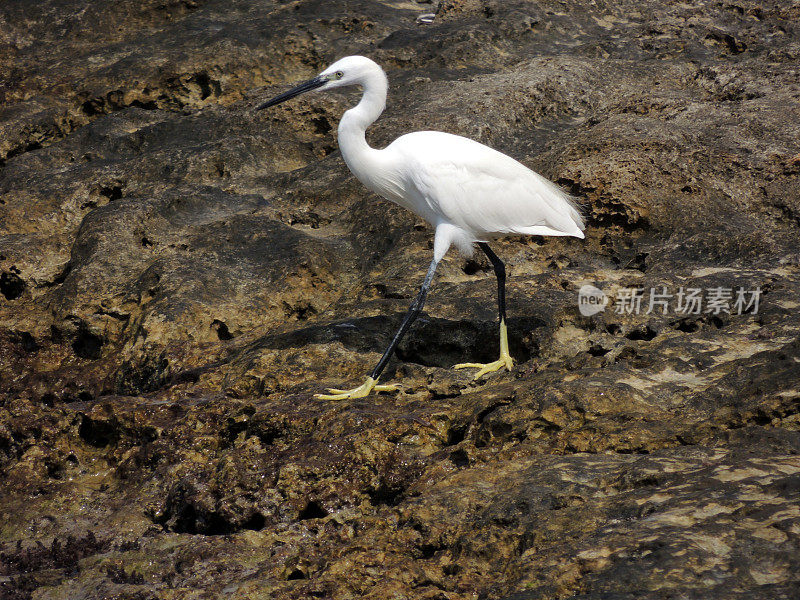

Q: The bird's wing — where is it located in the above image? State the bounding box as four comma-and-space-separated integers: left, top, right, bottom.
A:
389, 131, 584, 238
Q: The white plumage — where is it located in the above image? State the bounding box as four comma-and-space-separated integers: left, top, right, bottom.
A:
257, 55, 585, 400
386, 132, 585, 250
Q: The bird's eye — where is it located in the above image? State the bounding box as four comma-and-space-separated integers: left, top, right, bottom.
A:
335, 71, 344, 79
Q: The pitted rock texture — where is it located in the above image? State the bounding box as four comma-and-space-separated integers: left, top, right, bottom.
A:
1, 1, 799, 599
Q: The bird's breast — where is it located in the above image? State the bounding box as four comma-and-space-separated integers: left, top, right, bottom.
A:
344, 154, 435, 222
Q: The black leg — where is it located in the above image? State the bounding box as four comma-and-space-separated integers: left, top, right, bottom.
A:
478, 242, 507, 323
453, 242, 513, 378
369, 258, 439, 380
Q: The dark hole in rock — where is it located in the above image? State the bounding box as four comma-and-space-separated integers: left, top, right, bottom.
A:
72, 327, 104, 359
172, 503, 233, 535
46, 459, 65, 479
450, 449, 469, 468
311, 116, 332, 135
418, 544, 439, 559
298, 501, 328, 521
368, 482, 406, 507
6, 140, 42, 160
462, 259, 487, 275
99, 185, 123, 201
130, 99, 158, 110
212, 319, 233, 340
752, 413, 772, 426
708, 314, 726, 328
81, 99, 103, 116
673, 318, 700, 333
11, 330, 38, 352
373, 283, 407, 299
633, 252, 648, 272
154, 485, 263, 535
251, 422, 285, 446
625, 325, 657, 341
242, 512, 266, 531
79, 414, 120, 447
223, 417, 249, 446
192, 512, 232, 536
286, 568, 306, 580
490, 421, 513, 439
588, 343, 610, 356
446, 424, 467, 446
194, 71, 214, 100
0, 271, 25, 300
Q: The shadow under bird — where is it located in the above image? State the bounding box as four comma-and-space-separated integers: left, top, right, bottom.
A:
257, 56, 585, 400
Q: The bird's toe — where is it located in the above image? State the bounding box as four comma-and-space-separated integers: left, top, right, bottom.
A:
472, 362, 502, 379
374, 383, 399, 392
314, 377, 398, 400
453, 362, 484, 370
454, 356, 514, 380
315, 386, 369, 400
315, 391, 355, 400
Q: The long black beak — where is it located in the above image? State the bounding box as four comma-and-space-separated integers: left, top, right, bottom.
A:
255, 76, 326, 110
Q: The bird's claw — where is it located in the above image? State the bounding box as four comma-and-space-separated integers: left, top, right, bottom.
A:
315, 377, 399, 400
454, 355, 514, 380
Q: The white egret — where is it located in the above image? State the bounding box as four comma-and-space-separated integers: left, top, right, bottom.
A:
257, 56, 585, 400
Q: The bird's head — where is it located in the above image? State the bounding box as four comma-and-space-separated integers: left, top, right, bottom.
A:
256, 56, 382, 110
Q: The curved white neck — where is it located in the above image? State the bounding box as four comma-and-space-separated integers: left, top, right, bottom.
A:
337, 68, 388, 189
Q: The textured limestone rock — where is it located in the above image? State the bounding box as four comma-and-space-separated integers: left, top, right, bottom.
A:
1, 1, 799, 599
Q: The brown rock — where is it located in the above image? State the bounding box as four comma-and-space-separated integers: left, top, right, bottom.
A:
1, 0, 799, 599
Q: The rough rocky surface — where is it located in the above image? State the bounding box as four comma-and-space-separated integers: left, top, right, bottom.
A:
2, 0, 799, 598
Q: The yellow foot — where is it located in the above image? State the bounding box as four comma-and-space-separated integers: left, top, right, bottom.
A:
455, 319, 515, 379
315, 376, 399, 400
454, 355, 514, 380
